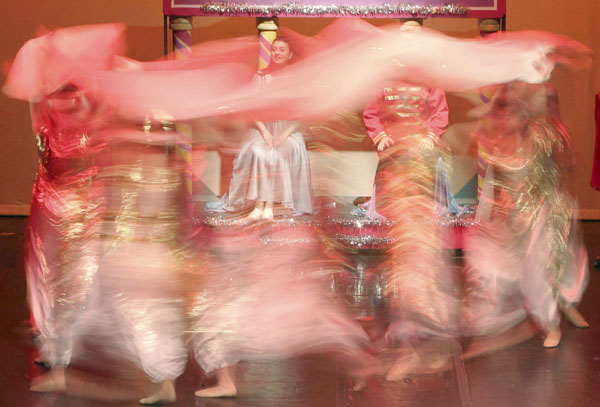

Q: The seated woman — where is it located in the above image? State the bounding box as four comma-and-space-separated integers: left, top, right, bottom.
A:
210, 37, 313, 220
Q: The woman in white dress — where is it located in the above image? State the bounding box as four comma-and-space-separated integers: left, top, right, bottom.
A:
219, 37, 313, 220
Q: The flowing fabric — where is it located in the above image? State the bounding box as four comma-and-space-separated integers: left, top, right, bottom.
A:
59, 21, 591, 124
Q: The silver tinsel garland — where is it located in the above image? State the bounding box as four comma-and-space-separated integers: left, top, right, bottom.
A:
195, 214, 478, 228
192, 3, 469, 17
195, 214, 477, 248
333, 233, 397, 247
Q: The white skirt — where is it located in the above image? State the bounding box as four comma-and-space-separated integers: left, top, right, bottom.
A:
224, 123, 313, 214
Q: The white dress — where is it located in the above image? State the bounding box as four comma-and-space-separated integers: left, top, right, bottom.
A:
221, 73, 313, 214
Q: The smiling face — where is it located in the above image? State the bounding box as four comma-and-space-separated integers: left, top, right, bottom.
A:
270, 40, 293, 66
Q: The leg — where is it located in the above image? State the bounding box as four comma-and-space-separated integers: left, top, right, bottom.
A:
386, 339, 454, 381
462, 320, 535, 359
195, 365, 237, 398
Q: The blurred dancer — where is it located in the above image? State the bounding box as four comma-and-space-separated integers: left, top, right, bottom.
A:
4, 26, 187, 403
208, 37, 313, 220
361, 20, 455, 381
94, 122, 188, 404
464, 82, 589, 350
191, 214, 379, 397
25, 84, 106, 393
2, 25, 122, 392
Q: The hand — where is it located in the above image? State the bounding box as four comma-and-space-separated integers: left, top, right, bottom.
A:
418, 137, 434, 151
377, 135, 395, 152
273, 136, 284, 148
419, 132, 438, 151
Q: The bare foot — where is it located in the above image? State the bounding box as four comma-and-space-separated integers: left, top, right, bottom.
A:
30, 368, 67, 393
340, 349, 382, 391
195, 365, 237, 398
139, 380, 176, 405
386, 351, 420, 382
543, 328, 561, 348
350, 357, 382, 391
386, 344, 455, 381
416, 354, 453, 375
562, 305, 589, 329
194, 385, 237, 398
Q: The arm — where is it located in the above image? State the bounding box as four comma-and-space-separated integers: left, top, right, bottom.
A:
426, 88, 449, 142
419, 88, 449, 150
273, 122, 299, 147
363, 90, 394, 151
255, 120, 274, 148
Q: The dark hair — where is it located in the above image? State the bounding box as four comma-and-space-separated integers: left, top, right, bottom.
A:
272, 36, 292, 48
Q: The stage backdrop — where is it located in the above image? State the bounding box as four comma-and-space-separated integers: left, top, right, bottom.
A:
1, 0, 598, 217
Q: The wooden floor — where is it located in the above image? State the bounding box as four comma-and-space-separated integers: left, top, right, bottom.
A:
0, 216, 599, 407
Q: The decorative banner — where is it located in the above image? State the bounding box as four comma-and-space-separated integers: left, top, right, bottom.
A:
164, 0, 505, 18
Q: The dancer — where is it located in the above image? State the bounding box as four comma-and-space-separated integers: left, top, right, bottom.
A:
96, 129, 188, 404
2, 25, 122, 393
190, 217, 380, 397
4, 26, 188, 403
360, 20, 456, 381
464, 82, 589, 351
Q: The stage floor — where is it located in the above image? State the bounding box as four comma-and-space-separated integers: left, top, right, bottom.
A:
1, 216, 599, 407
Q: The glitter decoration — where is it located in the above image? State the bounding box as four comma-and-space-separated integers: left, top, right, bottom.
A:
326, 216, 397, 228
435, 215, 480, 228
189, 3, 469, 17
260, 236, 321, 245
196, 213, 479, 228
196, 215, 317, 227
333, 233, 397, 247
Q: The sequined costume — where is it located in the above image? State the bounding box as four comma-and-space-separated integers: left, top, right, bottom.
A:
218, 72, 313, 214
362, 82, 458, 340
465, 83, 589, 335
363, 83, 448, 150
23, 88, 106, 369
4, 25, 188, 383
